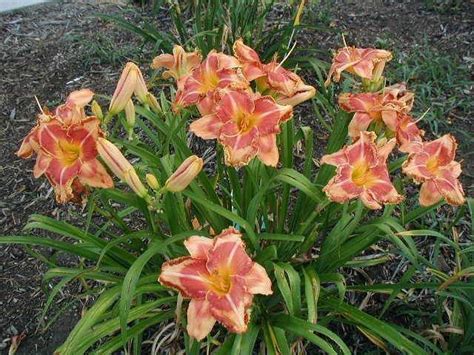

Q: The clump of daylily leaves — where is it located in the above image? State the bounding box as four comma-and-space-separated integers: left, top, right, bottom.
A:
16, 38, 466, 348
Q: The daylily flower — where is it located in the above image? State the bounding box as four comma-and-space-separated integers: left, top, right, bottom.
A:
158, 227, 272, 340
233, 39, 316, 106
339, 83, 418, 144
321, 131, 403, 209
325, 46, 392, 86
189, 89, 293, 167
97, 138, 149, 199
109, 62, 148, 115
173, 50, 247, 113
151, 45, 202, 89
402, 134, 465, 206
165, 155, 203, 192
17, 116, 113, 203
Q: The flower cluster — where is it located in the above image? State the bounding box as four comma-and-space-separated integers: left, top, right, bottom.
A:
324, 45, 465, 208
17, 89, 114, 203
152, 40, 316, 167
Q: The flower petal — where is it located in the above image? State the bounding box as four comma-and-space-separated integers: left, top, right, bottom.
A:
207, 227, 253, 276
33, 153, 52, 178
159, 257, 211, 299
244, 263, 272, 295
348, 112, 374, 139
223, 144, 257, 167
207, 276, 252, 334
78, 159, 114, 188
184, 236, 214, 260
256, 134, 279, 167
323, 165, 363, 203
345, 131, 378, 167
424, 134, 457, 166
320, 148, 348, 166
435, 165, 465, 206
419, 180, 443, 207
186, 299, 216, 341
189, 114, 222, 140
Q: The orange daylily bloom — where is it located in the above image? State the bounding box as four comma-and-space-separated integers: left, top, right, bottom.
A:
321, 131, 403, 209
339, 83, 419, 147
325, 46, 392, 86
151, 45, 202, 89
173, 50, 246, 113
159, 228, 272, 340
233, 39, 316, 107
402, 134, 465, 206
109, 62, 148, 115
190, 89, 293, 167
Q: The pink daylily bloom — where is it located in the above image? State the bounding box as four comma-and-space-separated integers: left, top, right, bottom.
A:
151, 45, 202, 89
402, 134, 465, 206
173, 50, 247, 112
158, 228, 272, 340
17, 90, 114, 203
233, 39, 316, 107
189, 89, 293, 167
18, 116, 113, 203
321, 131, 404, 209
325, 46, 392, 86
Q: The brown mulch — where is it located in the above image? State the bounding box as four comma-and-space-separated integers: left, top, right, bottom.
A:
0, 0, 472, 354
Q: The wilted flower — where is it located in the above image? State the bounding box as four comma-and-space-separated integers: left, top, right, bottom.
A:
190, 89, 293, 167
321, 131, 403, 209
55, 88, 95, 125
151, 45, 202, 89
402, 134, 465, 206
325, 46, 392, 86
109, 62, 148, 115
165, 155, 203, 192
17, 116, 113, 203
173, 50, 246, 113
394, 114, 424, 153
97, 138, 148, 198
339, 83, 419, 147
158, 227, 272, 340
233, 39, 316, 106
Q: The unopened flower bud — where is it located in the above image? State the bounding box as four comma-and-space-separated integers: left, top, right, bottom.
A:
125, 99, 135, 139
97, 138, 148, 198
165, 155, 203, 192
109, 62, 148, 115
123, 168, 148, 198
146, 93, 161, 113
91, 100, 103, 120
146, 173, 160, 190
